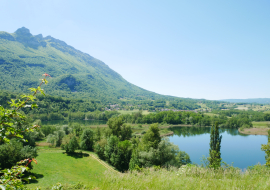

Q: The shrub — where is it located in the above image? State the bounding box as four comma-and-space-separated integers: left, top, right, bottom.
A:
80, 129, 94, 151
47, 130, 65, 147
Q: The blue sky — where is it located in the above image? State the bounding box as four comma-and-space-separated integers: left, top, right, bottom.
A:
1, 0, 270, 100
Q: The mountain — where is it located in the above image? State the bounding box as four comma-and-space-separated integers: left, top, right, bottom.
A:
221, 98, 270, 104
0, 27, 164, 102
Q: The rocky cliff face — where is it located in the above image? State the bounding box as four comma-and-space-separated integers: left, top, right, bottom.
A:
59, 75, 80, 91
13, 27, 47, 48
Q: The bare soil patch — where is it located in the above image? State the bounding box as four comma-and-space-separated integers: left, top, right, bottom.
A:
238, 128, 269, 136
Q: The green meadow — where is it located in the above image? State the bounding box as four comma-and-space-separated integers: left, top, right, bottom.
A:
26, 147, 108, 189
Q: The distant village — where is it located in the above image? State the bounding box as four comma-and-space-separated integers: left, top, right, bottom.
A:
104, 104, 199, 113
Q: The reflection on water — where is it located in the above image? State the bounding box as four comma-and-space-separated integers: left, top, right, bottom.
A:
41, 120, 107, 126
168, 127, 267, 169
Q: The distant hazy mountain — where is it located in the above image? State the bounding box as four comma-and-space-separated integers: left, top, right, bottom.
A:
221, 98, 270, 104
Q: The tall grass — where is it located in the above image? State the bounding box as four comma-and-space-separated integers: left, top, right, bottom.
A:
44, 164, 270, 190
98, 165, 270, 190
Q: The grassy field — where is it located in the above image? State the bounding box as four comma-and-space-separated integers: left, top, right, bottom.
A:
252, 121, 270, 128
26, 147, 108, 189
235, 105, 249, 110
204, 113, 219, 117
117, 109, 150, 115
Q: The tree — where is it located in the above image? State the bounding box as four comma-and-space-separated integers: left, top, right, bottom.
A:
72, 124, 83, 137
208, 122, 222, 169
94, 139, 107, 160
120, 124, 132, 141
104, 135, 119, 164
107, 117, 123, 137
115, 140, 132, 172
261, 130, 270, 166
142, 123, 161, 150
80, 129, 94, 151
95, 126, 101, 142
103, 135, 132, 172
62, 135, 79, 153
68, 136, 79, 153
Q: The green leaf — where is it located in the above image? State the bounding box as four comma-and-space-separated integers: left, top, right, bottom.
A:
29, 88, 37, 93
0, 185, 6, 190
22, 95, 36, 101
31, 103, 38, 109
37, 87, 46, 96
41, 78, 49, 85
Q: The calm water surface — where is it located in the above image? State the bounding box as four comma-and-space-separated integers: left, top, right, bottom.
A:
42, 119, 107, 126
168, 127, 267, 169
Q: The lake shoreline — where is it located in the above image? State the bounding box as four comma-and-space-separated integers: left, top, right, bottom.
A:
162, 125, 269, 136
160, 124, 194, 129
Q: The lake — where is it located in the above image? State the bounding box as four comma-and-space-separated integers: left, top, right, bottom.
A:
168, 127, 268, 169
41, 119, 107, 126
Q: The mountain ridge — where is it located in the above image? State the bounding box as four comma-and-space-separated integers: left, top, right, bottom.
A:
221, 98, 270, 104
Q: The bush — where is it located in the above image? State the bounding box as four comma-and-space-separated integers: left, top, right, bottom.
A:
0, 139, 23, 169
80, 129, 94, 151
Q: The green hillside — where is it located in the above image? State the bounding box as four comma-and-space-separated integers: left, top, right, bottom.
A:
0, 27, 162, 101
